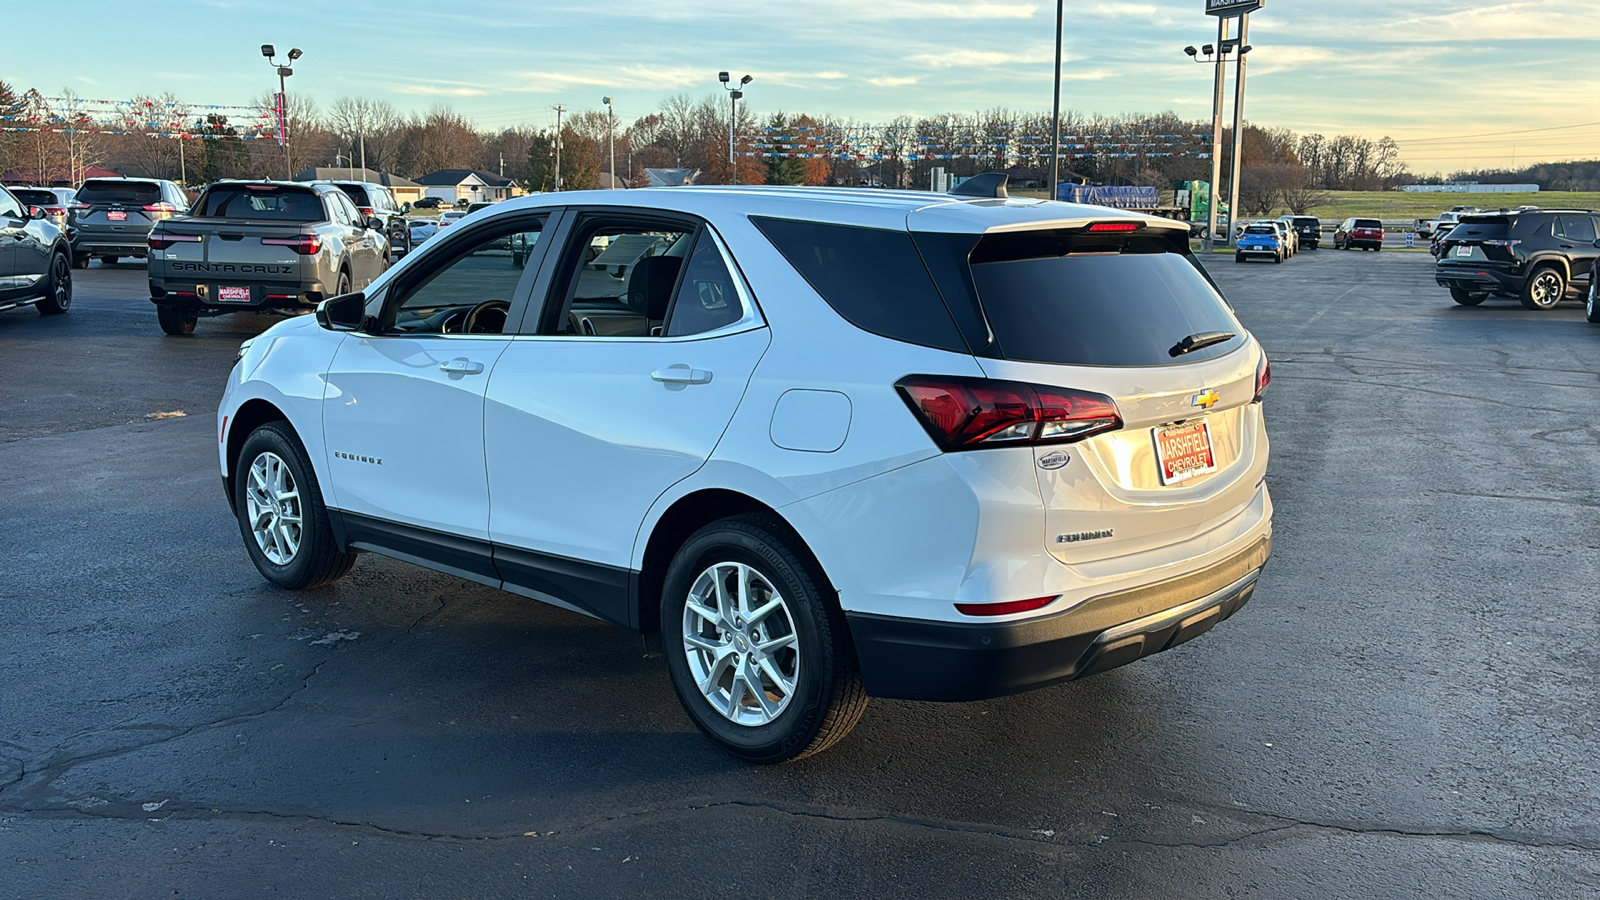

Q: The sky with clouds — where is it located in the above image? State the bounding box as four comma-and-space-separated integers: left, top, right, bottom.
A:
10, 0, 1598, 174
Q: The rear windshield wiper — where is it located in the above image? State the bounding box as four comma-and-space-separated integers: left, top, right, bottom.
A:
1169, 330, 1236, 358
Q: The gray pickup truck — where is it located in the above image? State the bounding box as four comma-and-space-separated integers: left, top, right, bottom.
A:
147, 181, 388, 335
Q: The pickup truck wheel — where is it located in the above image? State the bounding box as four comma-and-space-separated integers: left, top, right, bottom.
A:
336, 270, 351, 296
662, 513, 867, 763
156, 304, 197, 336
1450, 287, 1487, 306
1520, 267, 1565, 310
37, 253, 72, 315
234, 422, 356, 590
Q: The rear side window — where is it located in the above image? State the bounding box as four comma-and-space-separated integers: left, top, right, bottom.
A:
751, 217, 966, 352
197, 185, 325, 221
76, 180, 160, 205
969, 246, 1242, 367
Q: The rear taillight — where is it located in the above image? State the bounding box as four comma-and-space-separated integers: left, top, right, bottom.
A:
1482, 239, 1520, 247
1254, 352, 1271, 402
261, 235, 323, 255
148, 233, 200, 250
143, 202, 176, 213
358, 206, 374, 215
69, 201, 90, 211
895, 375, 1122, 451
955, 595, 1058, 617
43, 206, 65, 216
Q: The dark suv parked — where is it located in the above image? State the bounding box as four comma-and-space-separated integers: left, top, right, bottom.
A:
308, 181, 411, 257
1434, 209, 1600, 309
67, 177, 189, 267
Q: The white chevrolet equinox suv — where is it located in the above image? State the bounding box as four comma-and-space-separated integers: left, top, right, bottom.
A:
218, 181, 1273, 762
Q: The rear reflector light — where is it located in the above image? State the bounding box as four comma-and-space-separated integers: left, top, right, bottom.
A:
143, 202, 176, 212
1086, 221, 1142, 233
1254, 352, 1271, 402
261, 235, 323, 255
955, 595, 1057, 617
896, 375, 1122, 451
148, 233, 201, 250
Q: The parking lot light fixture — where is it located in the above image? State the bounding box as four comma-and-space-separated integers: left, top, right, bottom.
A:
260, 44, 275, 58
720, 72, 753, 184
262, 44, 302, 179
603, 96, 616, 188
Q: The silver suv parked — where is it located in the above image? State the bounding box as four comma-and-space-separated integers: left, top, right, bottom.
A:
68, 177, 189, 267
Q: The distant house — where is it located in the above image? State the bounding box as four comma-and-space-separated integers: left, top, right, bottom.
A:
292, 167, 427, 206
413, 169, 518, 204
644, 167, 699, 187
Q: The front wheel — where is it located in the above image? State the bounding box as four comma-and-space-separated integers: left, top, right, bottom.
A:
661, 514, 867, 763
234, 422, 356, 590
1520, 267, 1566, 310
156, 304, 197, 335
1585, 281, 1600, 323
37, 253, 72, 315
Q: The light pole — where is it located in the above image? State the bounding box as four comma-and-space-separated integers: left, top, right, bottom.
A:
602, 96, 616, 188
1049, 0, 1063, 200
260, 44, 302, 179
719, 71, 752, 184
552, 105, 565, 191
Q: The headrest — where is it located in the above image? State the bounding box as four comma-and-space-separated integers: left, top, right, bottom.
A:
626, 256, 682, 320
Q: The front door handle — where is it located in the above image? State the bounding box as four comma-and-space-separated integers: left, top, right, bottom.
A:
439, 358, 485, 375
651, 364, 713, 385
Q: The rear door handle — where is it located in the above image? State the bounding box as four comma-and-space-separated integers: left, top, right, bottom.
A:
439, 358, 485, 375
651, 364, 713, 385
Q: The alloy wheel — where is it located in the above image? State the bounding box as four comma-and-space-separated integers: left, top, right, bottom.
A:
681, 561, 800, 727
245, 451, 302, 565
1530, 271, 1563, 308
52, 255, 71, 307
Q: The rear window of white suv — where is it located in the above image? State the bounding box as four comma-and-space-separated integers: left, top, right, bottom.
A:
969, 242, 1243, 366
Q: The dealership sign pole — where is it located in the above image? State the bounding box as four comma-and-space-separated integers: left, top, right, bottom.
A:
1207, 0, 1261, 250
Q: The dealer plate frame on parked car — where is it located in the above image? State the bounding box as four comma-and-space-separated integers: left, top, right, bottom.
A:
1153, 420, 1218, 485
217, 285, 252, 303
107, 210, 127, 221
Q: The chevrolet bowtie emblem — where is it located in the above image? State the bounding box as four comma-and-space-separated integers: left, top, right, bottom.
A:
1191, 389, 1220, 409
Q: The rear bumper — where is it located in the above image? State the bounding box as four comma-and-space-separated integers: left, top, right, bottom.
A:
1435, 264, 1518, 294
846, 534, 1270, 701
150, 278, 327, 312
72, 237, 149, 257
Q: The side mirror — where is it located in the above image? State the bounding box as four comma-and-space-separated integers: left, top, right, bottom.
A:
316, 291, 368, 332
367, 216, 385, 231
1593, 238, 1600, 249
399, 202, 411, 213
26, 206, 44, 220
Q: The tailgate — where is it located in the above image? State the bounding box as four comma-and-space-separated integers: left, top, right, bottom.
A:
153, 219, 309, 283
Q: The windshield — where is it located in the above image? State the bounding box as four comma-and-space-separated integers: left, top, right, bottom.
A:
197, 185, 325, 221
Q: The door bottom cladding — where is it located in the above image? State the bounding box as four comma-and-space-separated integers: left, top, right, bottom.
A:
845, 534, 1271, 702
328, 510, 632, 628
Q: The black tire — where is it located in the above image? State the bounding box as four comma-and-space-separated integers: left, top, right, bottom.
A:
1273, 251, 1283, 264
1234, 254, 1244, 264
1520, 266, 1566, 310
156, 304, 197, 335
37, 252, 72, 315
1586, 281, 1600, 323
1450, 286, 1487, 306
233, 422, 356, 590
512, 252, 525, 268
336, 269, 352, 296
661, 513, 867, 764
102, 256, 118, 266
72, 253, 89, 269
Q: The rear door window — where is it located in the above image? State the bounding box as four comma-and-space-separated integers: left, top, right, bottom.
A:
1556, 216, 1596, 243
751, 217, 966, 352
76, 180, 160, 206
968, 241, 1242, 367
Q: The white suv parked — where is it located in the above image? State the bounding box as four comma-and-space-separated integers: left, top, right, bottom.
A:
219, 183, 1274, 762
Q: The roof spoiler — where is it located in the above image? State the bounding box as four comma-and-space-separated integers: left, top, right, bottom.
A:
949, 172, 1008, 199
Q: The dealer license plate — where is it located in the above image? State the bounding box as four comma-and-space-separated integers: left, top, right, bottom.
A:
217, 285, 251, 303
1154, 420, 1217, 485
107, 210, 127, 221
1455, 245, 1473, 257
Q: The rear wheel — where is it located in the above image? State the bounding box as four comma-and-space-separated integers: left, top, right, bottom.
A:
1585, 280, 1600, 323
336, 270, 352, 296
1450, 286, 1487, 306
661, 513, 867, 763
234, 422, 356, 590
1520, 266, 1565, 310
37, 252, 72, 315
1234, 253, 1244, 264
156, 304, 198, 335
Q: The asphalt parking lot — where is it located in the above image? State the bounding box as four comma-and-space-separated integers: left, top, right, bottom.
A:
2, 253, 1597, 898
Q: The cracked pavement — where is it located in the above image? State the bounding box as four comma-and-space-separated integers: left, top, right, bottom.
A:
1, 257, 1597, 897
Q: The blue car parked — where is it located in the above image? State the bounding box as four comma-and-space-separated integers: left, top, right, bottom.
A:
1236, 222, 1285, 264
